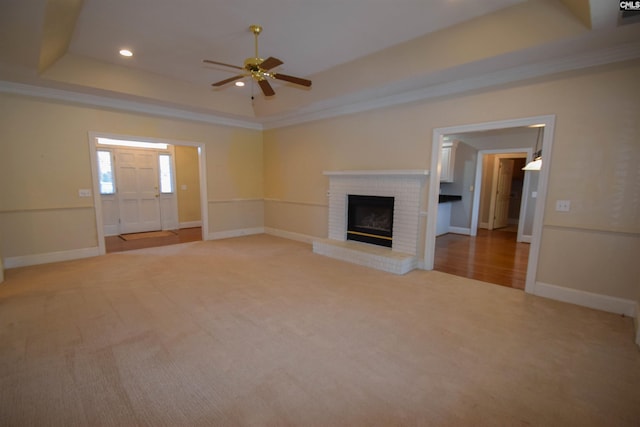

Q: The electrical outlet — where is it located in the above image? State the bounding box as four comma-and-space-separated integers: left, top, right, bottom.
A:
555, 200, 571, 212
78, 189, 92, 197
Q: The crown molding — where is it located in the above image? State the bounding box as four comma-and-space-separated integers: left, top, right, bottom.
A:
261, 40, 640, 129
2, 40, 639, 132
0, 80, 263, 130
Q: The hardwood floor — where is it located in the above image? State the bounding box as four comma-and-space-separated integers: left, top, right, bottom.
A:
105, 227, 202, 253
434, 228, 529, 289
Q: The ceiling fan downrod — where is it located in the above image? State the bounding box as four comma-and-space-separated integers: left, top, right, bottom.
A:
249, 25, 262, 59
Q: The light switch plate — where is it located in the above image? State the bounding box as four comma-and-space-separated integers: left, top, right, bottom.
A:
555, 200, 571, 212
78, 189, 92, 197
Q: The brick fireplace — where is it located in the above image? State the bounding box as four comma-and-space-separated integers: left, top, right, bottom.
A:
313, 170, 429, 274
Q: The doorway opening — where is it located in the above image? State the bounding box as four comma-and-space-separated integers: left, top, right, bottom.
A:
424, 115, 555, 294
88, 133, 209, 255
476, 151, 533, 243
435, 147, 533, 289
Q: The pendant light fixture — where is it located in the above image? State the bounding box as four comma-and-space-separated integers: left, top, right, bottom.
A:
523, 126, 543, 171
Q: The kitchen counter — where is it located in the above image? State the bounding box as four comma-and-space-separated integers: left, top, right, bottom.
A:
438, 195, 462, 203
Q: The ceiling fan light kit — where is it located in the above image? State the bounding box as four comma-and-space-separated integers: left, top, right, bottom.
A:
522, 126, 544, 171
203, 25, 312, 97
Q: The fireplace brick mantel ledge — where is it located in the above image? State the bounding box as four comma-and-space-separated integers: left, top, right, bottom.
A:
323, 170, 429, 177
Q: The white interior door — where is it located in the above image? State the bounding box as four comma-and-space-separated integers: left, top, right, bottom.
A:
493, 158, 514, 229
116, 148, 161, 234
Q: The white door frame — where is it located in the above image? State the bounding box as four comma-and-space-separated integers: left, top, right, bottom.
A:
424, 115, 555, 294
471, 150, 531, 242
88, 132, 209, 255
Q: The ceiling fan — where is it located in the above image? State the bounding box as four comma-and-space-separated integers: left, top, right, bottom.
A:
203, 25, 312, 97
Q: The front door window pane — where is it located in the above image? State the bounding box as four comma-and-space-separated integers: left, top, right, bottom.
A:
97, 150, 115, 194
159, 154, 173, 193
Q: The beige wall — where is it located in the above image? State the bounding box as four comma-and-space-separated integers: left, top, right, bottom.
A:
264, 59, 640, 301
537, 227, 639, 298
1, 60, 638, 305
0, 93, 263, 258
174, 145, 201, 224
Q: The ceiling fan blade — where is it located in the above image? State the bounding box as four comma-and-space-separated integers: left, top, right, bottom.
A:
211, 75, 245, 87
260, 57, 283, 70
273, 73, 312, 87
258, 79, 275, 96
203, 59, 244, 70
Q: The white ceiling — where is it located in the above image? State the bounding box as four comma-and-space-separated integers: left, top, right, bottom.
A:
68, 0, 524, 87
0, 0, 639, 127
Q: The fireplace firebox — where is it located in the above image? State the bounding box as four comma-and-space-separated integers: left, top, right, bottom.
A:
347, 195, 394, 247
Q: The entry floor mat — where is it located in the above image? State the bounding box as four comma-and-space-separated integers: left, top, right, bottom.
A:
119, 230, 178, 241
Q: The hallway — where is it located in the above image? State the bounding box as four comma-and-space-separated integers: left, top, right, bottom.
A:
434, 228, 530, 289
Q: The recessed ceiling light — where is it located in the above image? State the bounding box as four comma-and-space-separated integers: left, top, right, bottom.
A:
119, 49, 133, 57
235, 81, 245, 87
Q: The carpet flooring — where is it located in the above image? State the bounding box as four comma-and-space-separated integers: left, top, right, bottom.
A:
0, 235, 638, 426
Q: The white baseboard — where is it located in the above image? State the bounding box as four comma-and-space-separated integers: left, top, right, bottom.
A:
448, 226, 471, 235
533, 281, 637, 318
518, 235, 532, 243
207, 227, 264, 240
161, 221, 179, 232
179, 221, 202, 229
5, 247, 101, 269
264, 227, 315, 244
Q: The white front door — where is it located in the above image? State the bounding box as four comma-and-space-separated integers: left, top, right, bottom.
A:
116, 148, 162, 234
493, 158, 514, 229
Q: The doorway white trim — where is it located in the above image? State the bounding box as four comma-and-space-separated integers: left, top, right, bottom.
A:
424, 115, 556, 294
88, 132, 209, 255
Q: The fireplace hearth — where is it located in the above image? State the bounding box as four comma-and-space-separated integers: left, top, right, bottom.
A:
347, 195, 394, 247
